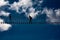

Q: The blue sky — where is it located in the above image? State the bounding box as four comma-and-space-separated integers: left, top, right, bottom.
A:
0, 0, 60, 40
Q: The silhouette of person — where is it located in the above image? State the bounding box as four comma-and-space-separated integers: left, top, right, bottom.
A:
29, 15, 32, 23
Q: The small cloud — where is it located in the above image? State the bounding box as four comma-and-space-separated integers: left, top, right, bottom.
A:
0, 11, 10, 17
0, 18, 11, 32
28, 11, 39, 19
0, 0, 9, 7
25, 7, 39, 19
39, 0, 43, 3
55, 9, 60, 17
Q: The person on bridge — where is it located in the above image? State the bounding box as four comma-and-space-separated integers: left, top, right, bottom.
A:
29, 15, 32, 24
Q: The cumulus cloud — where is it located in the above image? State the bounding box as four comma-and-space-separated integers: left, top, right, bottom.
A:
9, 0, 32, 12
42, 8, 60, 23
0, 18, 11, 32
25, 7, 39, 19
0, 0, 9, 7
9, 0, 43, 19
0, 0, 60, 24
0, 11, 10, 17
55, 9, 60, 17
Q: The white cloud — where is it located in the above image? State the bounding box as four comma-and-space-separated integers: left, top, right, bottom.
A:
43, 8, 54, 19
0, 0, 9, 7
25, 7, 39, 19
42, 8, 60, 23
9, 0, 43, 19
55, 9, 60, 17
39, 0, 43, 3
0, 18, 11, 32
9, 0, 32, 13
0, 11, 10, 17
28, 11, 39, 19
1, 0, 60, 24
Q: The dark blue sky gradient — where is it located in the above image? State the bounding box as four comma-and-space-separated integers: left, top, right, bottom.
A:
42, 0, 60, 9
0, 0, 60, 40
